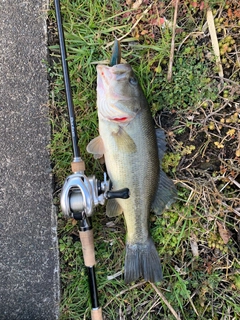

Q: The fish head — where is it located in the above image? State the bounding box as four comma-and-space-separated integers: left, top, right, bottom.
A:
97, 64, 144, 124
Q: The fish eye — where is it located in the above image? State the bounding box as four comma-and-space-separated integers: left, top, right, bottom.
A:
129, 77, 138, 85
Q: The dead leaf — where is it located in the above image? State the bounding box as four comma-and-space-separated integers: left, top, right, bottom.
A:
126, 0, 133, 6
140, 29, 148, 35
235, 9, 240, 18
71, 218, 78, 226
216, 221, 231, 244
199, 1, 206, 11
132, 27, 140, 39
206, 9, 223, 79
205, 261, 212, 274
190, 233, 199, 257
132, 0, 142, 10
150, 17, 165, 27
187, 115, 195, 121
191, 2, 198, 7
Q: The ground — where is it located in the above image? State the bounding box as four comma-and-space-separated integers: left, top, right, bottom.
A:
48, 1, 240, 319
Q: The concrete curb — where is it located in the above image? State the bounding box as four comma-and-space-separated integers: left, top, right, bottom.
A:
0, 1, 60, 318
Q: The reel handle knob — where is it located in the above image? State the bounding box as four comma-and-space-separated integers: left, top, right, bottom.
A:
106, 188, 130, 200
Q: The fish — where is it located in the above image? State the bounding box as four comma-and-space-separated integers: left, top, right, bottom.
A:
87, 63, 177, 283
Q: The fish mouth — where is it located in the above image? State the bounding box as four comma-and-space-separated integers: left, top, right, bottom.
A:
97, 65, 112, 88
97, 63, 131, 74
97, 64, 136, 124
97, 64, 133, 100
97, 64, 131, 86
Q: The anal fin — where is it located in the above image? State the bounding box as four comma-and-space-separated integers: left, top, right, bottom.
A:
106, 199, 123, 217
151, 169, 177, 215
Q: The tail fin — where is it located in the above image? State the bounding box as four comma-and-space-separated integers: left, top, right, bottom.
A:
124, 238, 162, 283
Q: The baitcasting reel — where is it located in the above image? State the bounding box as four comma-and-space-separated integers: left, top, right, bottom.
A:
60, 159, 129, 219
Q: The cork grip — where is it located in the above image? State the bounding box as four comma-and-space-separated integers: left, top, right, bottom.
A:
91, 308, 103, 320
71, 160, 85, 173
79, 230, 96, 267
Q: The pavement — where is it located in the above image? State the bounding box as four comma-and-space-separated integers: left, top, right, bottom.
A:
0, 1, 60, 319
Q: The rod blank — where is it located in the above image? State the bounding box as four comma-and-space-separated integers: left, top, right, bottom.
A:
54, 0, 80, 159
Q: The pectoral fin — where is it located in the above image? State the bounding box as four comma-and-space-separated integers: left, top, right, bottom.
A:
151, 169, 177, 215
86, 136, 105, 159
112, 127, 136, 153
106, 199, 123, 217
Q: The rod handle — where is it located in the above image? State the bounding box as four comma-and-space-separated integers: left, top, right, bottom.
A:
71, 160, 85, 173
91, 308, 103, 320
79, 230, 96, 267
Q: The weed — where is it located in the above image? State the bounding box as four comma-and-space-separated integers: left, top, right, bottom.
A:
162, 152, 181, 173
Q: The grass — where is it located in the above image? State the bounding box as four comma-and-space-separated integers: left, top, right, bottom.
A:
48, 0, 240, 319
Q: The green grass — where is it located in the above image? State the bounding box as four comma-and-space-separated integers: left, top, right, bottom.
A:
48, 0, 240, 319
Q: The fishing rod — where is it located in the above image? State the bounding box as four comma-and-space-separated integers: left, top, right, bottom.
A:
54, 1, 128, 319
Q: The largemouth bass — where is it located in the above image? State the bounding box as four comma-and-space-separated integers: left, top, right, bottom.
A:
87, 63, 176, 283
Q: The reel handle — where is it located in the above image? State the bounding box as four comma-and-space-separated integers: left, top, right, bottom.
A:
106, 188, 129, 200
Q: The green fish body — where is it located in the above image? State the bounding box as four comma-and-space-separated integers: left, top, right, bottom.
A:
87, 64, 176, 283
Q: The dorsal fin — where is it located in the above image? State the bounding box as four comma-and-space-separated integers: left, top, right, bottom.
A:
155, 128, 167, 161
